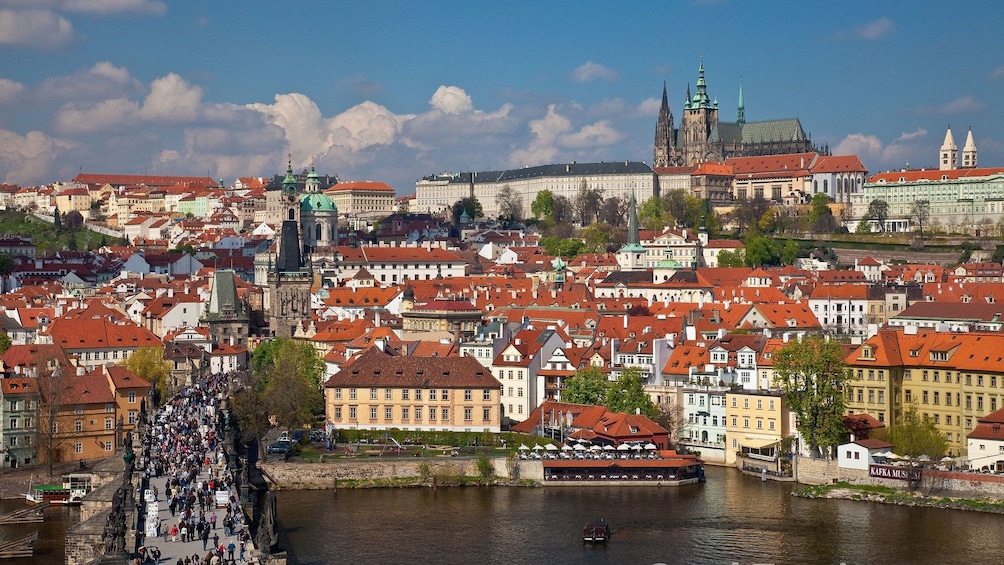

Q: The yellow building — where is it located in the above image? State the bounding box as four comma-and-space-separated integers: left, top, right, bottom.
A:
846, 328, 1004, 458
724, 390, 790, 464
324, 348, 502, 433
325, 181, 395, 215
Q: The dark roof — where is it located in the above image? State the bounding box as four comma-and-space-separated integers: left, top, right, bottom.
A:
323, 348, 501, 389
423, 162, 653, 185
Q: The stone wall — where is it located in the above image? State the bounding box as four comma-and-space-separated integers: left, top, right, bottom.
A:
262, 457, 543, 489
794, 455, 841, 486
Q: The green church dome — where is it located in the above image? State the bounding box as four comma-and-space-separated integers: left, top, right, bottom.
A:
300, 193, 337, 212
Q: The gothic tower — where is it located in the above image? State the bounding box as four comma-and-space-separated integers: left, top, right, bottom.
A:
737, 80, 745, 127
939, 126, 958, 171
653, 82, 675, 168
962, 127, 978, 168
268, 154, 313, 338
680, 58, 719, 165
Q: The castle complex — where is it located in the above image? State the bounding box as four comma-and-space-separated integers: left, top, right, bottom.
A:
653, 59, 822, 167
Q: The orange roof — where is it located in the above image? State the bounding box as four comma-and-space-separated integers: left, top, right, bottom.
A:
326, 181, 395, 192
869, 166, 1004, 183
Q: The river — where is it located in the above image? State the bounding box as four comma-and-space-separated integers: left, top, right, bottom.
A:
276, 466, 1004, 564
0, 499, 75, 565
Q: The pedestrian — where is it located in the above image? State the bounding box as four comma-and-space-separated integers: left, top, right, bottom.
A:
201, 528, 210, 551
239, 540, 245, 562
212, 532, 219, 550
210, 513, 217, 530
179, 524, 187, 543
170, 524, 179, 542
227, 542, 236, 563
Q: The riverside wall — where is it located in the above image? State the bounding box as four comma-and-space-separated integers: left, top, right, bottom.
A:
261, 457, 543, 489
794, 455, 1004, 497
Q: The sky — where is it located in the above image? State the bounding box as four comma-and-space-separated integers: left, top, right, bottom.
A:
0, 1, 1002, 195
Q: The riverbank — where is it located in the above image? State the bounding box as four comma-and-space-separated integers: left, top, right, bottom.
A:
794, 481, 1004, 514
0, 460, 91, 500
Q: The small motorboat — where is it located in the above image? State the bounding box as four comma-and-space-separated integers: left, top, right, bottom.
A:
583, 518, 610, 543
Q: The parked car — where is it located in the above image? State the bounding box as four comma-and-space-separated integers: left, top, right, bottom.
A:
266, 440, 293, 454
309, 429, 326, 442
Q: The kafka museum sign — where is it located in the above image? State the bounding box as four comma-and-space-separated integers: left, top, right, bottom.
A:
869, 464, 921, 481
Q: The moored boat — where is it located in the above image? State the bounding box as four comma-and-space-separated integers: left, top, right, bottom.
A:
25, 473, 94, 505
583, 519, 610, 543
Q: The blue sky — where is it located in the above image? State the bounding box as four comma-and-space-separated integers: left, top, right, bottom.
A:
0, 1, 1002, 195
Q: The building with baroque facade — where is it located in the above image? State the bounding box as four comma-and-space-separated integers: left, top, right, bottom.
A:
653, 59, 821, 168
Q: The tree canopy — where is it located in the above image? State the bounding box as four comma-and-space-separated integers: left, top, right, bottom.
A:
772, 336, 851, 457
867, 199, 889, 232
496, 185, 523, 226
563, 366, 656, 418
530, 190, 554, 219
124, 346, 171, 403
875, 405, 948, 459
251, 338, 325, 430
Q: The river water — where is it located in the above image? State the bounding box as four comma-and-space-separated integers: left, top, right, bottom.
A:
0, 498, 75, 565
276, 466, 1004, 565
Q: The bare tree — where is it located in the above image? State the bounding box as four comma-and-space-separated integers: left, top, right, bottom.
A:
35, 350, 71, 477
496, 184, 523, 227
572, 180, 603, 226
551, 195, 573, 224
654, 398, 689, 448
598, 196, 627, 226
911, 199, 930, 237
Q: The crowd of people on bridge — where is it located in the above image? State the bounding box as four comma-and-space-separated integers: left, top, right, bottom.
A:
138, 374, 252, 565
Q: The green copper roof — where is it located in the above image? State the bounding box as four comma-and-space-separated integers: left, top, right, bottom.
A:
300, 192, 337, 211
281, 155, 297, 194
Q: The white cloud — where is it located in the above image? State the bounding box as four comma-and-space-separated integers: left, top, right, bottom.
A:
139, 73, 202, 121
508, 105, 572, 167
429, 86, 473, 115
0, 78, 25, 104
0, 128, 77, 184
0, 9, 76, 49
62, 0, 166, 15
834, 133, 883, 160
991, 65, 1004, 80
894, 128, 927, 143
855, 17, 893, 40
920, 96, 985, 115
38, 61, 143, 102
55, 98, 140, 133
561, 120, 624, 149
572, 61, 618, 83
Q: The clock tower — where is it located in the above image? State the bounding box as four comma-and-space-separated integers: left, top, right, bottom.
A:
267, 154, 313, 338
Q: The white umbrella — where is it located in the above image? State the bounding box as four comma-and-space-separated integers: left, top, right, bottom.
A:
886, 452, 900, 460
603, 445, 615, 451
561, 444, 573, 451
545, 443, 558, 451
533, 444, 544, 451
617, 444, 630, 451
645, 443, 658, 450
573, 444, 586, 451
940, 456, 953, 463
518, 444, 530, 451
631, 444, 643, 451
589, 445, 602, 452
918, 454, 931, 462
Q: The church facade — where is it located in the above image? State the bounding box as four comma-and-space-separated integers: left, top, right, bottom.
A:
654, 60, 822, 167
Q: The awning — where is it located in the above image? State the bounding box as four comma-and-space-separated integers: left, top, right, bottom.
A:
741, 437, 779, 449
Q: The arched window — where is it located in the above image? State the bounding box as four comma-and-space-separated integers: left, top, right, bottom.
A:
288, 208, 295, 221
823, 179, 828, 194
315, 223, 322, 241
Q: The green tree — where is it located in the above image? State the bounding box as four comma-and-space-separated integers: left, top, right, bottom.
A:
64, 210, 83, 230
780, 238, 800, 265
0, 330, 10, 355
772, 336, 851, 458
605, 367, 657, 418
582, 223, 612, 253
124, 346, 172, 403
0, 252, 13, 276
855, 219, 872, 234
451, 197, 483, 224
875, 405, 947, 459
67, 233, 78, 251
716, 249, 745, 268
53, 207, 62, 233
556, 238, 585, 258
530, 190, 555, 220
563, 366, 609, 406
743, 234, 779, 267
638, 195, 668, 231
253, 339, 325, 430
867, 199, 889, 232
808, 193, 831, 226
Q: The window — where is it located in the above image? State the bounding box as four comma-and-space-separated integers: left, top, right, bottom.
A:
878, 390, 885, 404
978, 396, 984, 411
483, 390, 491, 401
415, 389, 422, 401
429, 408, 436, 420
335, 389, 342, 400
369, 407, 377, 420
905, 390, 912, 402
756, 420, 763, 430
105, 418, 113, 430
442, 390, 449, 401
385, 389, 393, 400
934, 414, 940, 424
769, 420, 775, 431
967, 395, 972, 409
415, 408, 422, 420
731, 417, 737, 427
429, 389, 437, 401
74, 443, 83, 454
857, 389, 863, 403
923, 391, 929, 404
483, 408, 491, 421
869, 390, 875, 404
349, 407, 357, 420
349, 388, 357, 400
402, 408, 410, 420
732, 397, 737, 408
74, 420, 83, 432
757, 399, 762, 410
370, 388, 378, 400
464, 390, 472, 401
517, 388, 523, 398
743, 418, 749, 428
967, 418, 973, 429
334, 407, 342, 420
104, 441, 113, 451
402, 389, 409, 400
769, 400, 775, 411
743, 398, 749, 409
75, 406, 83, 415
128, 391, 136, 403
128, 411, 136, 424
464, 408, 472, 421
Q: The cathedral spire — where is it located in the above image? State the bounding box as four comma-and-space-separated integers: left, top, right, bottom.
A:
692, 57, 712, 108
737, 79, 746, 127
653, 81, 674, 167
684, 83, 692, 110
962, 127, 978, 168
281, 153, 297, 194
626, 191, 639, 246
939, 126, 958, 171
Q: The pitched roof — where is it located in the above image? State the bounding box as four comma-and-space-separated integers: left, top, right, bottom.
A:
323, 348, 500, 389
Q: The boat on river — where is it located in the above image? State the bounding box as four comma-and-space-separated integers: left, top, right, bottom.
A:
583, 519, 610, 543
543, 450, 705, 486
25, 473, 94, 505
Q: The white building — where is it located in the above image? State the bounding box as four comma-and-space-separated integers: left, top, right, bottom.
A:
837, 438, 893, 471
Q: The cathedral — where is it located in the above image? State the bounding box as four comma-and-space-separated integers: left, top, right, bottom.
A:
653, 59, 823, 167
